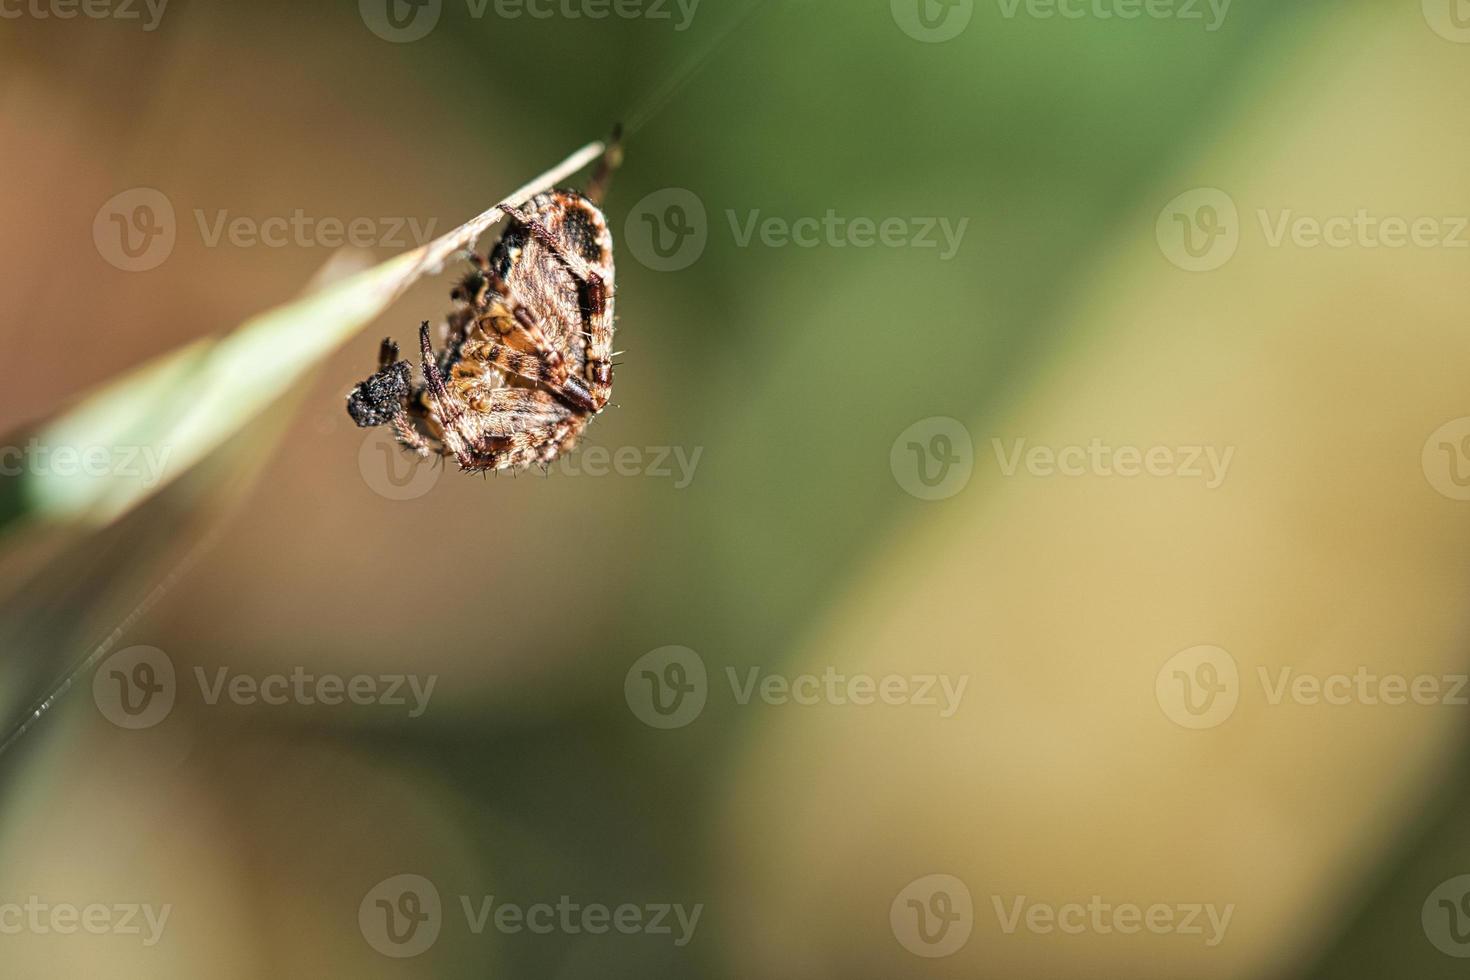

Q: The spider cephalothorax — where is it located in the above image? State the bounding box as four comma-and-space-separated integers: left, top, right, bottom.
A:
347, 131, 623, 474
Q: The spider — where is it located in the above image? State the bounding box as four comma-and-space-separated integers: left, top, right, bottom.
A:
347, 130, 623, 474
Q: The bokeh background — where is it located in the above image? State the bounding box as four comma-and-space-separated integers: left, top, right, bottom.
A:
4, 0, 1470, 976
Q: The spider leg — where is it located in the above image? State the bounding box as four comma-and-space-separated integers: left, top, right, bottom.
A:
585, 123, 624, 207
472, 268, 572, 386
453, 389, 587, 474
458, 338, 599, 414
457, 339, 548, 385
418, 321, 457, 422
418, 320, 482, 469
390, 414, 435, 457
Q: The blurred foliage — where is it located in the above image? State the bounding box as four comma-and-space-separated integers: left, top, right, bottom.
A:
3, 1, 1470, 978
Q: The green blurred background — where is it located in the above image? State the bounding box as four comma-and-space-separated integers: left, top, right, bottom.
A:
4, 0, 1470, 976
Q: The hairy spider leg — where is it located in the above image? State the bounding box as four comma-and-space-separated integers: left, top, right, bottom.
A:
585, 124, 624, 207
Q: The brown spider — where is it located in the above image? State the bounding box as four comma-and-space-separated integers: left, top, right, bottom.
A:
347, 130, 623, 474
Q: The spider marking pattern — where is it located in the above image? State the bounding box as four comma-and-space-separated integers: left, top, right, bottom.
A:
347, 130, 623, 475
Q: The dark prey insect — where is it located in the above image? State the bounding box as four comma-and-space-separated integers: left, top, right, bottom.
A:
347, 131, 623, 474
